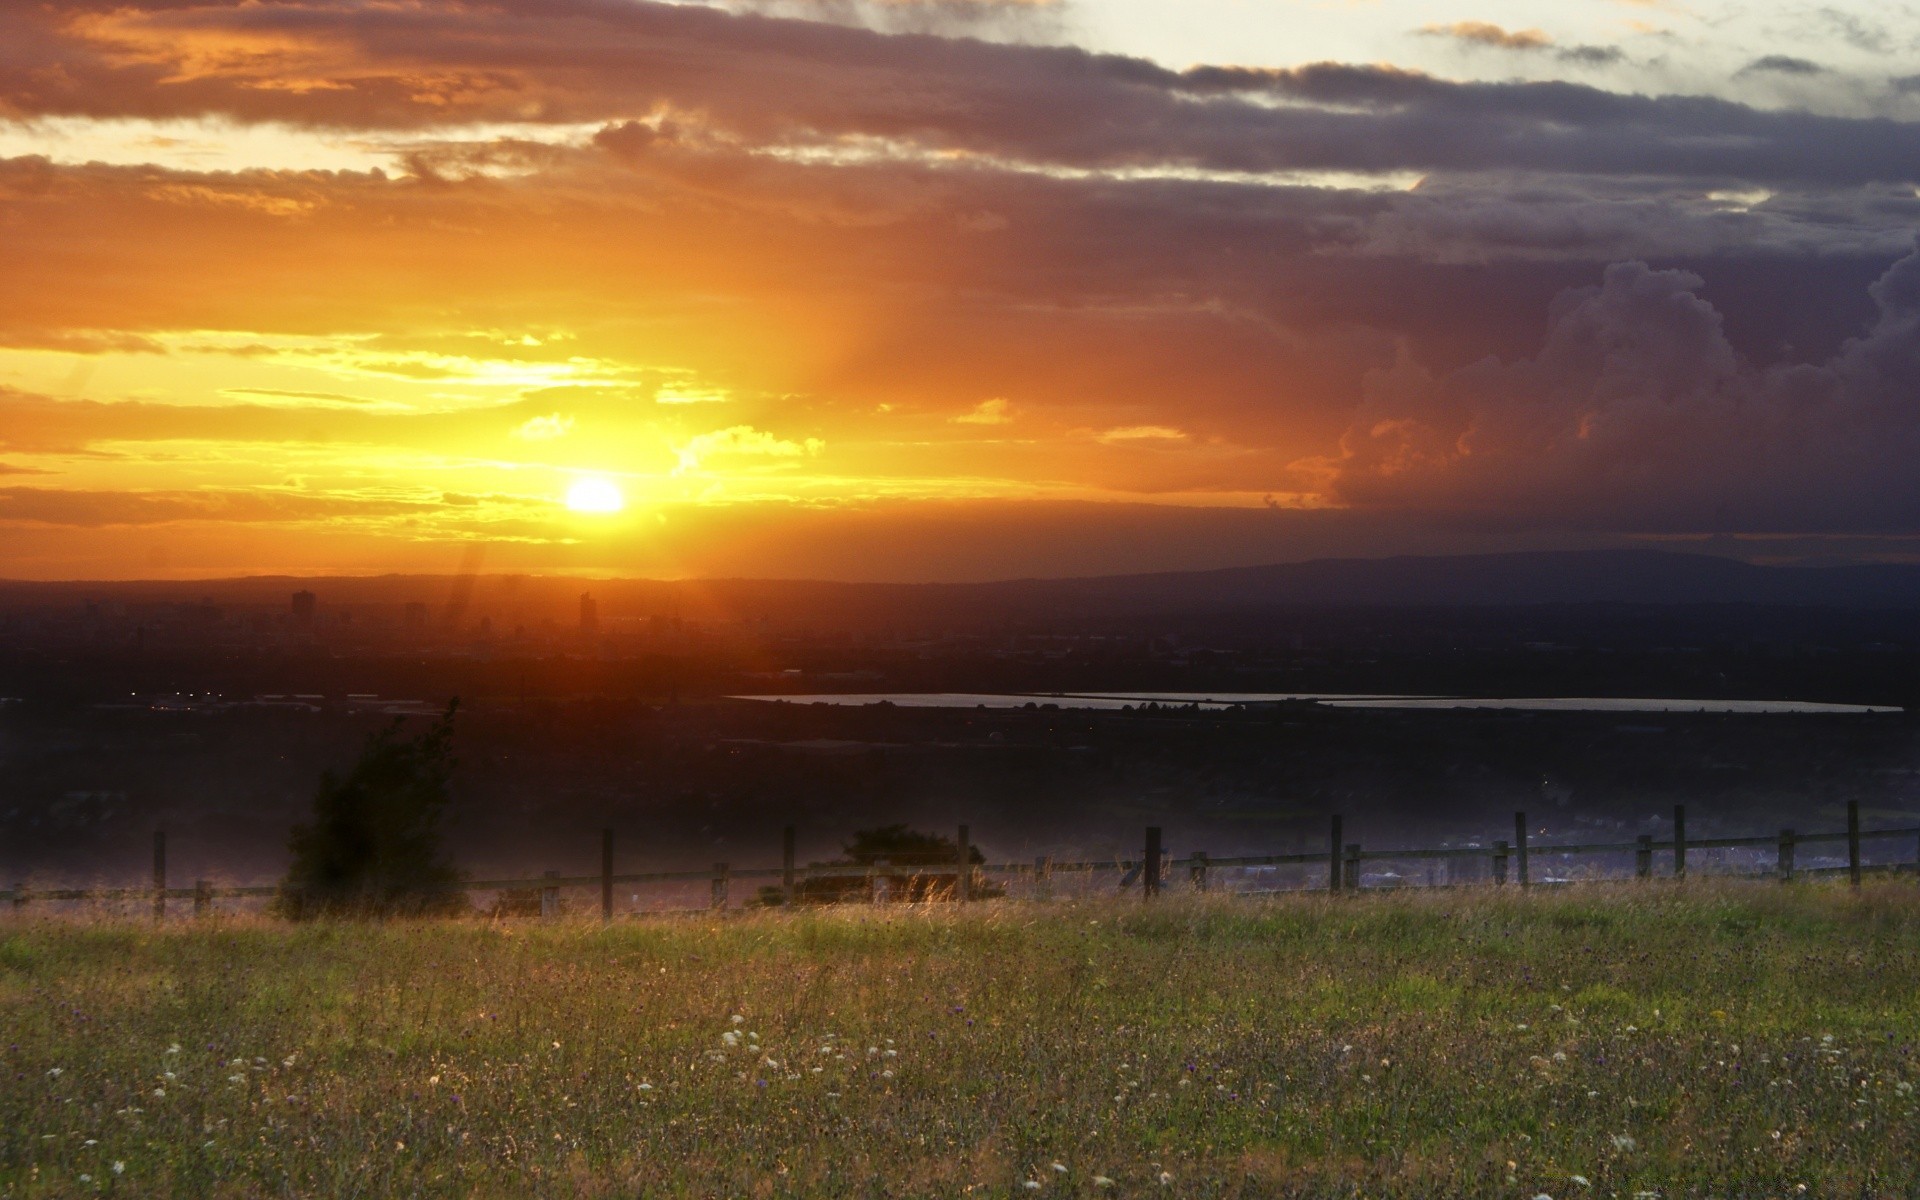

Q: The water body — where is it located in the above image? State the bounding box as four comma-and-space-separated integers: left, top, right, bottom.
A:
732, 692, 1901, 715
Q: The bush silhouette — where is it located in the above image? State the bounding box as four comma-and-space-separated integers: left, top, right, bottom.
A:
276, 702, 468, 919
842, 824, 984, 866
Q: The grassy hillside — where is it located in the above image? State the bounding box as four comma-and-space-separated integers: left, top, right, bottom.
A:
3, 884, 1918, 1197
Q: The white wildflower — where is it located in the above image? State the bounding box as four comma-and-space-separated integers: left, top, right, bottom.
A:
730, 1015, 745, 1025
112, 1162, 125, 1176
1570, 1176, 1591, 1188
1051, 1163, 1068, 1173
165, 1044, 180, 1055
1022, 1182, 1041, 1191
1093, 1177, 1115, 1188
46, 1067, 62, 1078
1611, 1134, 1637, 1151
1158, 1171, 1174, 1185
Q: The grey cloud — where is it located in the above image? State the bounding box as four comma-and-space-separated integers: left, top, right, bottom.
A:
1740, 55, 1827, 76
2, 1, 1917, 187
1819, 7, 1892, 53
1557, 45, 1624, 67
712, 0, 1066, 38
1322, 243, 1920, 533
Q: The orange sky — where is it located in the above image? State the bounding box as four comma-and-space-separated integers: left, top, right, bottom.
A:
3, 0, 1919, 579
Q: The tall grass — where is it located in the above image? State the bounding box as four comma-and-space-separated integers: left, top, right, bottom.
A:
3, 882, 1917, 1197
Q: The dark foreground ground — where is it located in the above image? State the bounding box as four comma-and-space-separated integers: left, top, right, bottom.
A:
2, 882, 1917, 1197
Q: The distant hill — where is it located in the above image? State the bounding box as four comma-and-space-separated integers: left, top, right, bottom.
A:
8, 549, 1920, 627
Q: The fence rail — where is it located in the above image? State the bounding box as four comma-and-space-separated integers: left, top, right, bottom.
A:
7, 801, 1919, 920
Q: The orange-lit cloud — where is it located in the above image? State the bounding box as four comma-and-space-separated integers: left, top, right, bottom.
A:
0, 0, 1918, 579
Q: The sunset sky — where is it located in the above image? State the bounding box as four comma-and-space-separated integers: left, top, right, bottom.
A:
3, 0, 1918, 580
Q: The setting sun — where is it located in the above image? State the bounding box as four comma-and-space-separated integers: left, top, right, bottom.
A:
564, 476, 625, 514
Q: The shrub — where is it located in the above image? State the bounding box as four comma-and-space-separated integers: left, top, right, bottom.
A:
276, 702, 469, 919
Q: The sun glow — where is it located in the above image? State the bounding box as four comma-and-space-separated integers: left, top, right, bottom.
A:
564, 476, 626, 514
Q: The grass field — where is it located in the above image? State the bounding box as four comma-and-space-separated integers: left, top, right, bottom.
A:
3, 884, 1918, 1198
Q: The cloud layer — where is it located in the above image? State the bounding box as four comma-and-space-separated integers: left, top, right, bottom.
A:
0, 0, 1917, 577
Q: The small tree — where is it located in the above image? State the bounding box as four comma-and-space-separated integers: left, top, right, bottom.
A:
277, 701, 468, 919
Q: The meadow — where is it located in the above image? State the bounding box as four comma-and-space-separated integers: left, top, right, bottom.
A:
2, 884, 1917, 1198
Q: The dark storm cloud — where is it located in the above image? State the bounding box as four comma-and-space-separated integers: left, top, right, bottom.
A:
1, 0, 1916, 187
1317, 243, 1920, 533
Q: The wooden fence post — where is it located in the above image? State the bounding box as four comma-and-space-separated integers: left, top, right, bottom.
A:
1514, 811, 1530, 889
1143, 827, 1163, 899
711, 863, 730, 910
541, 869, 560, 919
956, 825, 971, 904
1191, 850, 1209, 893
152, 831, 166, 923
1034, 855, 1053, 902
1847, 800, 1861, 887
1778, 828, 1796, 882
1673, 804, 1687, 879
1636, 835, 1653, 880
193, 879, 211, 918
1342, 843, 1361, 892
1328, 815, 1344, 893
601, 828, 614, 923
1492, 840, 1509, 886
782, 825, 797, 905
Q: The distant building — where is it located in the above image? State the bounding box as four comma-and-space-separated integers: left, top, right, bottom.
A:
290, 590, 316, 626
579, 593, 598, 633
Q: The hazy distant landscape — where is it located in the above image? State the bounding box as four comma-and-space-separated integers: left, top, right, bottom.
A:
4, 550, 1920, 893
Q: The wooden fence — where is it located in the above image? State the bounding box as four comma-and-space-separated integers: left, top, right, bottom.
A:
6, 802, 1918, 921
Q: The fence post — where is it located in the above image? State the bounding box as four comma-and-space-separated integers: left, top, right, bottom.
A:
1143, 827, 1163, 899
1342, 843, 1361, 891
193, 879, 211, 918
152, 831, 166, 923
956, 825, 971, 904
1514, 811, 1530, 889
1190, 850, 1209, 893
1034, 855, 1053, 902
1492, 840, 1509, 887
600, 829, 614, 922
1328, 815, 1344, 893
1636, 835, 1653, 880
1847, 800, 1861, 887
782, 825, 797, 905
541, 869, 560, 919
711, 863, 730, 910
9, 883, 24, 915
1673, 804, 1687, 879
1778, 828, 1796, 882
